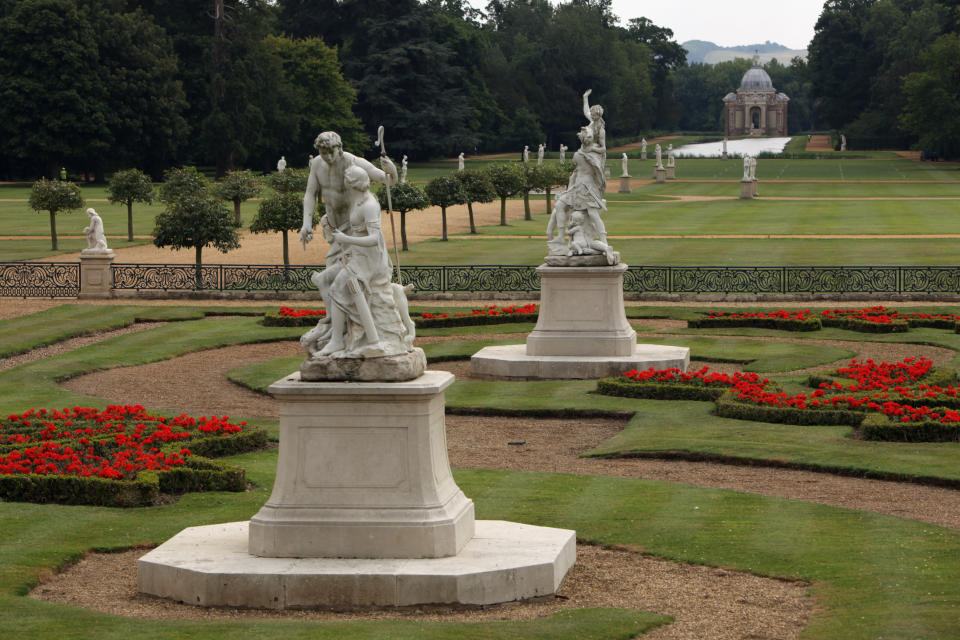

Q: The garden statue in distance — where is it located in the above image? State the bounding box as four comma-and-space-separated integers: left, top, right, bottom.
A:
656, 143, 663, 169
667, 144, 675, 167
743, 154, 752, 180
641, 138, 647, 155
458, 152, 464, 171
277, 156, 286, 172
559, 143, 567, 162
298, 131, 423, 381
82, 208, 109, 253
523, 145, 530, 164
401, 155, 408, 183
544, 89, 618, 266
537, 143, 544, 165
621, 153, 629, 177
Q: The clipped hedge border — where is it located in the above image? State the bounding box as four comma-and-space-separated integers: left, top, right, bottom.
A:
714, 390, 867, 427
907, 317, 960, 330
821, 316, 909, 333
860, 413, 960, 442
261, 311, 538, 329
687, 316, 822, 332
0, 455, 245, 507
597, 378, 734, 402
262, 312, 321, 327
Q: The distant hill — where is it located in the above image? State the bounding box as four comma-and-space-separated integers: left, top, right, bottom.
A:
682, 40, 808, 65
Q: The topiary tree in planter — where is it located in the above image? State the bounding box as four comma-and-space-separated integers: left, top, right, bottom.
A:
215, 169, 262, 226
454, 169, 496, 234
29, 178, 84, 251
483, 163, 524, 226
107, 168, 154, 241
376, 181, 429, 251
424, 175, 466, 241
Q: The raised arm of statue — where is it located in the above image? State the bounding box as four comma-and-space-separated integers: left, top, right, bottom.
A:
582, 89, 593, 121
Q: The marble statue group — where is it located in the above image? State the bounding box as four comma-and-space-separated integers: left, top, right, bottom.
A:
83, 208, 109, 252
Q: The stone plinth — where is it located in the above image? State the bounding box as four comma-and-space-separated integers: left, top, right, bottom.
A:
666, 166, 676, 180
527, 263, 634, 357
740, 179, 754, 200
722, 152, 728, 160
300, 348, 426, 382
138, 520, 575, 608
752, 180, 759, 197
640, 152, 647, 161
655, 167, 666, 183
618, 175, 632, 194
249, 371, 474, 559
471, 343, 690, 379
78, 250, 114, 299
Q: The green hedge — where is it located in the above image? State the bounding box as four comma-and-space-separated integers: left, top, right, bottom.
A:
261, 311, 538, 329
262, 312, 322, 327
714, 390, 867, 427
860, 413, 960, 442
0, 455, 246, 507
687, 316, 822, 332
821, 316, 909, 333
907, 317, 959, 330
597, 377, 733, 402
185, 428, 268, 457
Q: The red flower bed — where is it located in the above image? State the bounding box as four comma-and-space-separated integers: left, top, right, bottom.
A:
622, 365, 769, 388
704, 309, 813, 321
420, 303, 538, 320
278, 306, 326, 318
0, 405, 247, 480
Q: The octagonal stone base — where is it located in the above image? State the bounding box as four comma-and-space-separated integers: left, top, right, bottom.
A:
471, 343, 690, 379
138, 520, 576, 608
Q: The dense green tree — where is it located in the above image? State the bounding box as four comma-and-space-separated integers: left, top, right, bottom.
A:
29, 179, 85, 251
484, 163, 524, 226
454, 169, 496, 234
267, 168, 310, 195
542, 162, 573, 215
153, 168, 239, 286
250, 192, 318, 266
0, 0, 108, 178
216, 169, 262, 226
518, 164, 548, 221
107, 169, 154, 241
424, 175, 466, 241
376, 182, 430, 250
901, 33, 960, 157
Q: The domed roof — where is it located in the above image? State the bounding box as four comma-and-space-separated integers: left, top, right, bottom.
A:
740, 65, 774, 91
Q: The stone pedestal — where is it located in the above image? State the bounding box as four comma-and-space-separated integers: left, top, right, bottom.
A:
618, 175, 632, 194
666, 165, 676, 180
655, 167, 666, 183
138, 370, 577, 608
249, 371, 474, 559
752, 179, 759, 197
78, 250, 114, 299
722, 152, 728, 160
471, 264, 690, 379
641, 152, 647, 161
740, 179, 755, 200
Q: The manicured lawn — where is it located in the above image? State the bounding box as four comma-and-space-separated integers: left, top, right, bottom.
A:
3, 304, 960, 636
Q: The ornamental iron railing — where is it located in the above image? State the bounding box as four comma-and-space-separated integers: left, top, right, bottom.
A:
6, 263, 960, 296
0, 262, 79, 297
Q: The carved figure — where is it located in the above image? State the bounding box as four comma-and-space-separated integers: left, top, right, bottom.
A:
559, 144, 567, 162
537, 143, 544, 165
566, 211, 614, 264
621, 153, 629, 177
582, 89, 606, 150
523, 145, 530, 164
743, 154, 752, 180
458, 152, 465, 171
655, 144, 663, 169
723, 138, 728, 154
277, 156, 287, 172
666, 144, 675, 167
749, 155, 757, 180
83, 208, 108, 251
641, 138, 647, 154
841, 134, 847, 151
300, 163, 413, 359
401, 155, 408, 184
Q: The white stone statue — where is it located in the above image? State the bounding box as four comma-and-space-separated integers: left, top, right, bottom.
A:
723, 138, 728, 154
566, 210, 614, 264
298, 131, 418, 372
743, 154, 752, 180
82, 208, 108, 252
641, 138, 647, 154
666, 144, 675, 167
583, 89, 606, 151
277, 156, 287, 172
537, 143, 544, 165
750, 155, 757, 180
545, 125, 615, 265
559, 144, 567, 162
621, 153, 629, 177
400, 155, 408, 184
841, 134, 847, 151
655, 144, 663, 169
458, 152, 464, 171
523, 145, 529, 164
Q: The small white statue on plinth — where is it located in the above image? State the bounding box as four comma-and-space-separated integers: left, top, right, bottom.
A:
666, 144, 675, 167
277, 156, 287, 172
743, 154, 752, 180
559, 143, 567, 162
722, 137, 728, 157
537, 143, 544, 165
655, 144, 663, 169
457, 152, 464, 171
621, 152, 629, 177
841, 134, 847, 151
400, 155, 408, 183
750, 155, 757, 180
82, 208, 109, 253
523, 145, 529, 164
641, 138, 647, 155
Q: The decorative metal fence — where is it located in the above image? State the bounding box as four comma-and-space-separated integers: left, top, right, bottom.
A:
0, 262, 79, 297
6, 262, 960, 296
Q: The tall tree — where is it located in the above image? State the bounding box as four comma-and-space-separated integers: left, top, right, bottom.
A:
454, 169, 496, 234
107, 168, 154, 242
901, 33, 960, 157
376, 182, 430, 250
215, 169, 262, 226
484, 163, 524, 226
29, 179, 85, 251
250, 192, 318, 266
424, 175, 467, 241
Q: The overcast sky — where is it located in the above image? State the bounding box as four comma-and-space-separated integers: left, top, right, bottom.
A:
468, 0, 826, 50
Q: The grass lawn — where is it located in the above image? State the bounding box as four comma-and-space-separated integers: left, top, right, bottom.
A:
2, 305, 960, 637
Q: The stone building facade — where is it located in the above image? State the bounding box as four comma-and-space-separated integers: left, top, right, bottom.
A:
723, 55, 789, 137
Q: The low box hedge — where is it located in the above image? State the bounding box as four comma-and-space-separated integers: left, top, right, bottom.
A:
821, 316, 909, 333
262, 312, 321, 327
412, 313, 538, 329
715, 390, 867, 427
687, 316, 822, 332
596, 377, 729, 402
860, 413, 960, 442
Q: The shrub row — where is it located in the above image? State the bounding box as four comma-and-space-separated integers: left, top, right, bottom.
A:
860, 413, 960, 442
262, 310, 539, 329
687, 316, 821, 332
821, 316, 909, 333
0, 455, 245, 507
714, 390, 867, 427
596, 377, 729, 402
